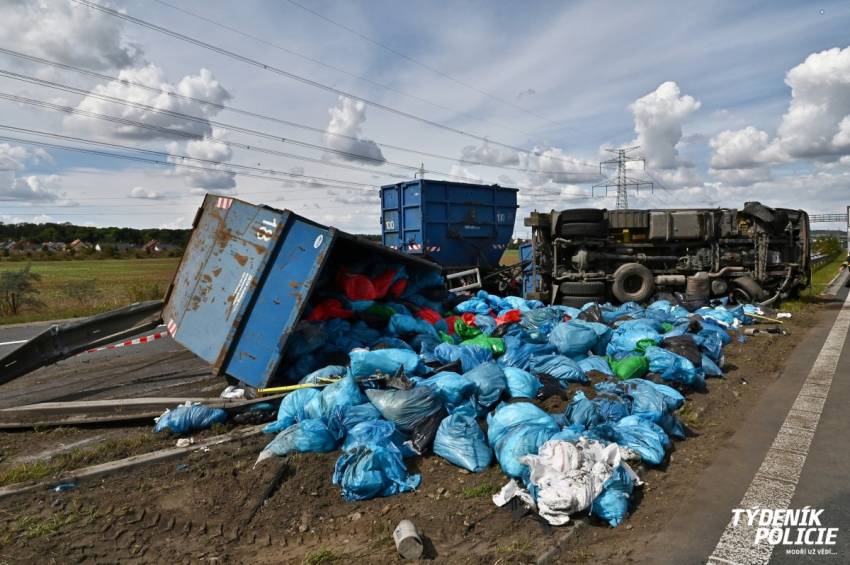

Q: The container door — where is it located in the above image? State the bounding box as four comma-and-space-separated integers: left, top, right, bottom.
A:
402, 182, 423, 253
381, 185, 402, 250
162, 196, 287, 368
223, 219, 334, 387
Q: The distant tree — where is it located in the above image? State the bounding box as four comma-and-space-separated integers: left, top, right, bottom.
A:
0, 263, 42, 315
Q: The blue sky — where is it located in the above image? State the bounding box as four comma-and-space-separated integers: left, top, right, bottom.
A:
1, 0, 850, 231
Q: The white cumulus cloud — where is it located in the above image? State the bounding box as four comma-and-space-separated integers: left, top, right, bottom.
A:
129, 186, 164, 200
0, 0, 141, 71
66, 64, 231, 141
0, 174, 62, 201
324, 96, 385, 164
630, 81, 701, 170
167, 130, 236, 191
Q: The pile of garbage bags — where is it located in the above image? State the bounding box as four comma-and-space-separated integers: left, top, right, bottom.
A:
249, 284, 753, 527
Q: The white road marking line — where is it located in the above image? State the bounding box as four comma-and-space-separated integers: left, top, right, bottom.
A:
708, 291, 850, 565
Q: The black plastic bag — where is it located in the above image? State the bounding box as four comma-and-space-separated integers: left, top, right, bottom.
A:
661, 334, 702, 367
407, 407, 448, 455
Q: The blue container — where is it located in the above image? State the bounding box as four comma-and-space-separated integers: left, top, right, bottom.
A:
162, 195, 440, 389
519, 242, 536, 299
380, 180, 518, 268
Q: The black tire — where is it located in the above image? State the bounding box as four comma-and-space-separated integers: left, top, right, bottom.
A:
730, 276, 766, 302
611, 263, 655, 303
559, 281, 606, 296
558, 208, 605, 223
560, 295, 606, 308
560, 221, 608, 238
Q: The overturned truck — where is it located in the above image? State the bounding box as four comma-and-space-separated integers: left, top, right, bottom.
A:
523, 202, 810, 307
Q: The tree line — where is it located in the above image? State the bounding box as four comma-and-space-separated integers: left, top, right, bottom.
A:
0, 222, 190, 246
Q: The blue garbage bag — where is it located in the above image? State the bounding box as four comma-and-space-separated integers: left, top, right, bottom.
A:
332, 444, 421, 500
593, 416, 669, 465
503, 367, 541, 399
568, 319, 613, 355
550, 427, 583, 443
473, 315, 498, 336
493, 423, 558, 479
694, 330, 725, 362
419, 371, 475, 411
644, 346, 705, 388
591, 465, 635, 527
463, 362, 507, 414
258, 419, 338, 461
349, 348, 423, 378
326, 403, 383, 440
263, 388, 323, 434
433, 342, 493, 372
342, 420, 409, 454
594, 393, 630, 424
702, 354, 724, 377
286, 322, 326, 358
549, 322, 598, 357
320, 375, 367, 416
606, 325, 662, 357
563, 390, 601, 431
529, 354, 588, 384
433, 413, 493, 472
499, 335, 555, 370
486, 402, 558, 446
388, 314, 438, 337
618, 379, 685, 439
455, 298, 490, 315
578, 355, 613, 376
365, 386, 443, 432
154, 404, 227, 435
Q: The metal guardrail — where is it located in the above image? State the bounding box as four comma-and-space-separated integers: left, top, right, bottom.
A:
811, 252, 838, 270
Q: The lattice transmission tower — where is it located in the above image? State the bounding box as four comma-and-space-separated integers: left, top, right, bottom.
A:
592, 146, 653, 209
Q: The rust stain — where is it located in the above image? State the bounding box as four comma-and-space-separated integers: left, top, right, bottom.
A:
249, 242, 267, 255
234, 253, 248, 266
212, 267, 222, 277
201, 274, 212, 283
289, 281, 299, 288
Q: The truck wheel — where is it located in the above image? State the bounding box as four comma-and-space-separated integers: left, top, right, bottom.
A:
560, 295, 605, 308
560, 222, 608, 238
611, 263, 655, 303
559, 281, 606, 296
558, 209, 605, 223
730, 276, 766, 302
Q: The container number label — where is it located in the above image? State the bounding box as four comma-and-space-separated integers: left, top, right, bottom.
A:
313, 235, 324, 249
497, 213, 506, 222
385, 219, 396, 230
256, 217, 278, 241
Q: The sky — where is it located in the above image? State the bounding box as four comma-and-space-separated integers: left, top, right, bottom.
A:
1, 0, 850, 235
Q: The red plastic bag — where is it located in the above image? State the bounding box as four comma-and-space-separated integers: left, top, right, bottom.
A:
417, 308, 442, 325
495, 309, 521, 325
389, 278, 408, 298
461, 312, 477, 327
445, 315, 459, 335
341, 273, 377, 301
307, 298, 353, 321
371, 269, 397, 299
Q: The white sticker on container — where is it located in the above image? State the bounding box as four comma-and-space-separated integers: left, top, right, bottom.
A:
313, 235, 324, 249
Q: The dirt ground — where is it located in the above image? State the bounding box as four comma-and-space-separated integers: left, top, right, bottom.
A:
0, 299, 826, 564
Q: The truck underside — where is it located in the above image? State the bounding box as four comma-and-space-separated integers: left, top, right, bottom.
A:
524, 201, 810, 307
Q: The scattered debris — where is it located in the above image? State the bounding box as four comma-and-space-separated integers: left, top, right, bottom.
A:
393, 519, 424, 560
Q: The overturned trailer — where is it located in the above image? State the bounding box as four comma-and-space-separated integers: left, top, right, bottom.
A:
524, 202, 810, 307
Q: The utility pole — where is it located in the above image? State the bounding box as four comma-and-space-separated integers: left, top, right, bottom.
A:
592, 146, 653, 209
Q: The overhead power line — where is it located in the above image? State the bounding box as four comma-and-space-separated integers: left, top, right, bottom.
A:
592, 146, 653, 210
149, 0, 531, 138
70, 0, 599, 172
284, 0, 578, 134
0, 56, 594, 179
0, 133, 378, 193
0, 90, 416, 181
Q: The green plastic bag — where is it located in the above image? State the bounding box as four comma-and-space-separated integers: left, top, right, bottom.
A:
454, 318, 482, 340
439, 331, 456, 344
366, 303, 397, 320
462, 334, 506, 356
660, 322, 674, 333
635, 338, 657, 353
608, 355, 649, 380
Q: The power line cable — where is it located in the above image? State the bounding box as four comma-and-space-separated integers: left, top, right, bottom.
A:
283, 0, 580, 134
0, 48, 595, 179
149, 0, 532, 138
70, 0, 600, 172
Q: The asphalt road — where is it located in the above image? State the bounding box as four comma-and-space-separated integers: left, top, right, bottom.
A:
0, 320, 219, 410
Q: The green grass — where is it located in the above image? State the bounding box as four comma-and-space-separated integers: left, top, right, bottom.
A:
0, 258, 179, 324
0, 433, 160, 487
500, 248, 520, 266
782, 254, 846, 313
461, 482, 499, 498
